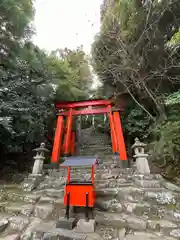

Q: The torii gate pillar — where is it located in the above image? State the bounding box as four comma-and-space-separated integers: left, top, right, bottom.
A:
51, 99, 127, 164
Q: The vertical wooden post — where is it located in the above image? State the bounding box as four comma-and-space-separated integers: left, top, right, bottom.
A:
113, 112, 127, 161
70, 132, 75, 155
108, 106, 118, 153
64, 108, 73, 155
51, 116, 64, 163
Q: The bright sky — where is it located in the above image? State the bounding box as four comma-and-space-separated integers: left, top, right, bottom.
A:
33, 0, 102, 54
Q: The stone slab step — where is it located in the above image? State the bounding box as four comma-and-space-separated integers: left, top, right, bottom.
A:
45, 189, 64, 198
34, 203, 56, 220
120, 201, 159, 217
0, 215, 30, 234
33, 189, 64, 198
95, 198, 168, 217
95, 188, 118, 197
95, 199, 122, 212
1, 190, 41, 204
134, 179, 162, 188
31, 222, 87, 239
125, 231, 177, 240
132, 174, 163, 181
8, 215, 30, 231
158, 208, 180, 223
3, 202, 34, 217
37, 178, 65, 190
95, 211, 179, 233
38, 196, 57, 204
0, 184, 20, 191
0, 234, 21, 240
95, 211, 146, 229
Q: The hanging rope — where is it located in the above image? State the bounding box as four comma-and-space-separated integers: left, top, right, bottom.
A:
104, 113, 107, 123
92, 115, 95, 128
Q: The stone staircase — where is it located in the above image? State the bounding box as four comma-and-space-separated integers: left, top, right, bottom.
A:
0, 129, 180, 239
79, 127, 112, 156
1, 159, 180, 239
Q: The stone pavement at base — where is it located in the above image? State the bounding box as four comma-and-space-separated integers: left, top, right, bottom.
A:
1, 156, 180, 240
1, 128, 180, 240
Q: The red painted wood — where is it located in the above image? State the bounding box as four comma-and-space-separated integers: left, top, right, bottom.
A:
56, 99, 112, 109
70, 132, 75, 154
51, 116, 64, 163
57, 107, 123, 116
64, 185, 95, 207
64, 108, 73, 155
113, 112, 127, 160
108, 106, 118, 153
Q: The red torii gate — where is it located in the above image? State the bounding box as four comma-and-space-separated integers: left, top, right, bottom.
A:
51, 99, 127, 163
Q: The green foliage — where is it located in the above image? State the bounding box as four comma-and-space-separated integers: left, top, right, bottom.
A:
122, 105, 152, 142
92, 0, 180, 118
0, 0, 92, 154
150, 92, 180, 179
165, 91, 180, 106
0, 43, 55, 152
92, 0, 180, 179
53, 48, 92, 102
0, 0, 34, 60
169, 31, 180, 45
151, 119, 180, 179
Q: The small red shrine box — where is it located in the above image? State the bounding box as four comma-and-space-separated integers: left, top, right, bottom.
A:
60, 156, 98, 219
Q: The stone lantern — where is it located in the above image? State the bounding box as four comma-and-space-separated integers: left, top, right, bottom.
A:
132, 138, 150, 174
32, 143, 49, 174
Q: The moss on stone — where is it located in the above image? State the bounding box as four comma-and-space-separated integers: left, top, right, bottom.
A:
166, 203, 177, 210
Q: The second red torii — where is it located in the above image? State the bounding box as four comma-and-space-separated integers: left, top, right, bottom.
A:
51, 99, 127, 163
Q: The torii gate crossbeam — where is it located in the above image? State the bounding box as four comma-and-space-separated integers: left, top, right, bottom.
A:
51, 99, 127, 163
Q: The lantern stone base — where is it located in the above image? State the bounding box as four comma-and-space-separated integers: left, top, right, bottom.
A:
56, 217, 76, 230
32, 159, 44, 175
135, 153, 150, 174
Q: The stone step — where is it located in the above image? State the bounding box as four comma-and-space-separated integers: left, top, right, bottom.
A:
124, 231, 178, 240
134, 179, 162, 188
95, 211, 146, 229
132, 174, 163, 181
0, 184, 20, 191
120, 201, 160, 217
95, 199, 161, 217
95, 199, 122, 213
2, 202, 34, 217
33, 188, 64, 199
116, 186, 177, 204
80, 149, 112, 154
159, 209, 180, 223
80, 150, 112, 155
29, 221, 87, 240
0, 190, 41, 204
34, 203, 56, 220
45, 170, 66, 178
37, 177, 65, 190
95, 188, 118, 197
95, 211, 179, 234
80, 153, 112, 157
80, 145, 112, 149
